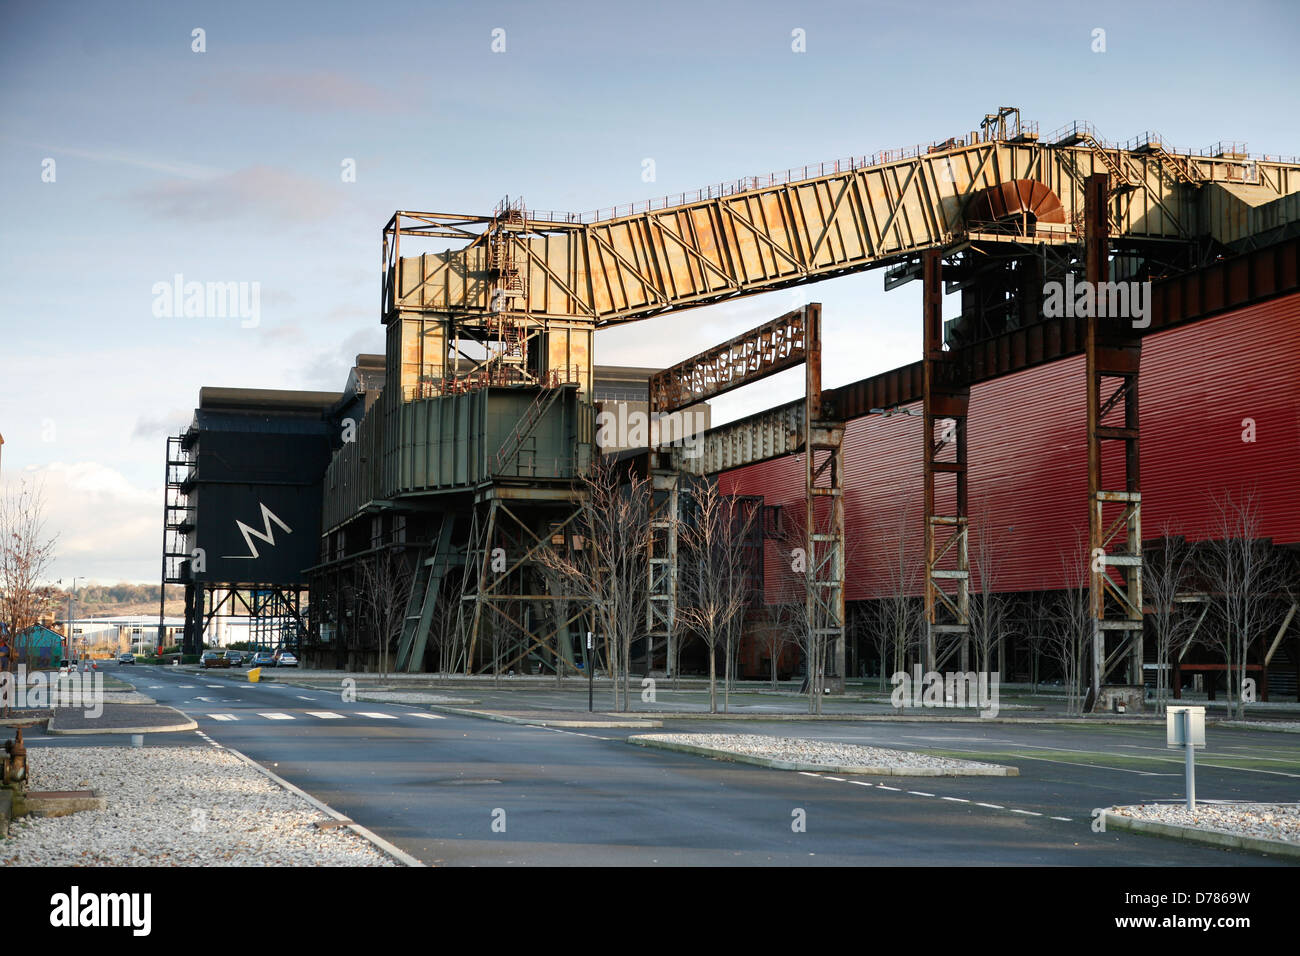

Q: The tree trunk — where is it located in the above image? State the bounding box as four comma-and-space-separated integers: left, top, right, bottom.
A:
708, 644, 717, 714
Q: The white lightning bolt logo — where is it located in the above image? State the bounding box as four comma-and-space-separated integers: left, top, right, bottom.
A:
222, 503, 292, 559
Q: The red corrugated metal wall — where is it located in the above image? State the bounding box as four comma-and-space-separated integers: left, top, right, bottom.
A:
720, 292, 1300, 601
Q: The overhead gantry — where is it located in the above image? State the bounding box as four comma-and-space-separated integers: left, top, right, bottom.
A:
359, 109, 1300, 695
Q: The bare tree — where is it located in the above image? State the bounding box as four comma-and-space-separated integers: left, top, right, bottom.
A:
677, 479, 756, 714
535, 458, 650, 711
1202, 489, 1285, 719
1144, 525, 1198, 712
969, 508, 1011, 676
756, 597, 799, 690
865, 495, 924, 689
1040, 534, 1092, 715
356, 545, 414, 678
0, 479, 59, 715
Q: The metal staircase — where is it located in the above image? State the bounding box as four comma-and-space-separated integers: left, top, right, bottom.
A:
394, 515, 458, 672
492, 383, 569, 476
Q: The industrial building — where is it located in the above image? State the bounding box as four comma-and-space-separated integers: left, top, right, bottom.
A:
164, 109, 1300, 709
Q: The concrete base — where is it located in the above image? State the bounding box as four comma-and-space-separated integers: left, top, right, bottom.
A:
20, 790, 106, 817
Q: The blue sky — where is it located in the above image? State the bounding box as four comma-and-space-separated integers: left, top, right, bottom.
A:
1, 0, 1297, 584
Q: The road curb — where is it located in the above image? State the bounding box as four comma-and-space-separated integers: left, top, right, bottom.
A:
630, 712, 1159, 725
628, 737, 1019, 776
47, 705, 197, 736
1102, 809, 1300, 860
196, 734, 425, 867
427, 704, 661, 729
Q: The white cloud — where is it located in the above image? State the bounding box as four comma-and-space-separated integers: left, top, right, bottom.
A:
3, 462, 159, 585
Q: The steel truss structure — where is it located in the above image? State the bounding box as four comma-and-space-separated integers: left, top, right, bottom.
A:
292, 108, 1300, 690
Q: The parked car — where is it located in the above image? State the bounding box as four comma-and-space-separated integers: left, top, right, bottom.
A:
251, 651, 275, 668
118, 653, 135, 665
224, 650, 244, 667
273, 650, 298, 668
199, 651, 230, 669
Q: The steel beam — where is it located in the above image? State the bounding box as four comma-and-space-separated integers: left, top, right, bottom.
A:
648, 306, 815, 416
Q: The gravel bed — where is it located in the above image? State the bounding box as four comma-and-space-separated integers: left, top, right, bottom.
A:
356, 691, 475, 705
0, 746, 398, 866
1110, 803, 1300, 844
634, 733, 1008, 772
1220, 720, 1300, 734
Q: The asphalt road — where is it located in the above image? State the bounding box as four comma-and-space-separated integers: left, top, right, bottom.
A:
30, 664, 1300, 866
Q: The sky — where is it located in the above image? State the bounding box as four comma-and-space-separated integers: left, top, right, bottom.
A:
1, 0, 1297, 585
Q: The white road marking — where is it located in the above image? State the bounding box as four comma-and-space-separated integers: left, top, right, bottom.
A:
206, 684, 223, 688
876, 785, 901, 791
208, 714, 238, 721
797, 772, 821, 777
305, 712, 345, 719
1008, 808, 1042, 816
907, 791, 935, 797
823, 776, 846, 782
296, 696, 316, 701
356, 712, 397, 720
848, 781, 873, 787
975, 802, 1003, 809
941, 796, 970, 803
1050, 816, 1072, 822
178, 685, 195, 688
411, 713, 445, 720
258, 713, 294, 720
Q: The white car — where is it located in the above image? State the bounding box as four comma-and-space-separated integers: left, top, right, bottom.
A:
274, 651, 298, 668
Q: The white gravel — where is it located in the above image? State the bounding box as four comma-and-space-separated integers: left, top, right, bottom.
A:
635, 733, 1008, 772
1220, 720, 1300, 734
356, 691, 474, 705
1, 746, 398, 866
1110, 803, 1300, 845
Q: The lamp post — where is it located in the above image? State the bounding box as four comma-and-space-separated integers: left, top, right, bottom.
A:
65, 577, 84, 663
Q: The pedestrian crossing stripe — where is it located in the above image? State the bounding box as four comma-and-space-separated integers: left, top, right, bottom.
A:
258, 713, 294, 720
411, 713, 445, 719
208, 714, 238, 721
305, 711, 345, 719
355, 712, 397, 719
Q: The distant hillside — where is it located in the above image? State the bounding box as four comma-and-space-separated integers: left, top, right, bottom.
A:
56, 583, 185, 619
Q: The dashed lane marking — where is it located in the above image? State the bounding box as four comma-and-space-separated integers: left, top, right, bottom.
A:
797, 772, 1070, 824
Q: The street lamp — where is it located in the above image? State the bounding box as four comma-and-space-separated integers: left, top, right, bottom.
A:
63, 577, 85, 662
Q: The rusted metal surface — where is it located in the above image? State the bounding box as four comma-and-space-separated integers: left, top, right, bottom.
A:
1084, 172, 1144, 709
649, 306, 816, 416
693, 235, 1298, 476
921, 251, 970, 671
385, 120, 1300, 327
965, 179, 1066, 225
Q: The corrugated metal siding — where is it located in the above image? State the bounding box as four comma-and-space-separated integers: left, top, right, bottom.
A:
721, 292, 1300, 600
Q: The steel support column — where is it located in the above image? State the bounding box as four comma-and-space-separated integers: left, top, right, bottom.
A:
647, 459, 680, 677
804, 305, 845, 694
922, 250, 970, 672
1085, 172, 1144, 710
